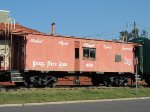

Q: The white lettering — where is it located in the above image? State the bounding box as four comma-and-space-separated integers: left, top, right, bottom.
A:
47, 61, 57, 67
33, 61, 46, 68
122, 47, 132, 51
124, 57, 132, 66
104, 45, 112, 50
30, 39, 43, 44
84, 43, 95, 48
86, 63, 93, 68
58, 41, 69, 46
33, 60, 68, 68
59, 61, 68, 68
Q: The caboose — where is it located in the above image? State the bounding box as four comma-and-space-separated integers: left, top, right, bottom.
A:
0, 23, 137, 87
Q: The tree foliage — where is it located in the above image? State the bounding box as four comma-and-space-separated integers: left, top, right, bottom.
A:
119, 30, 132, 41
132, 28, 139, 38
141, 30, 148, 38
119, 27, 149, 42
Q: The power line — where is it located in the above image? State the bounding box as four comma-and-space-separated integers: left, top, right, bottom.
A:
84, 23, 133, 39
84, 22, 150, 39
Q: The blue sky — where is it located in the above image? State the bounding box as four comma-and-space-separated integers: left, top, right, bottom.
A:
1, 0, 150, 40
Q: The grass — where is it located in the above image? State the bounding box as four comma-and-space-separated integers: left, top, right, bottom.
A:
0, 87, 150, 104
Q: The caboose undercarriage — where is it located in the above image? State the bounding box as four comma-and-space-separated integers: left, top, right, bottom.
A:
90, 73, 129, 87
24, 72, 132, 87
0, 70, 134, 87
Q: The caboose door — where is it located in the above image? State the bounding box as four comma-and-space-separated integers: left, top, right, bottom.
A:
12, 37, 25, 70
74, 41, 80, 71
135, 46, 143, 73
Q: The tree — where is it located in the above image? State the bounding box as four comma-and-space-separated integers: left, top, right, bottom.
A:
132, 28, 139, 38
119, 30, 132, 41
141, 30, 148, 38
119, 28, 149, 42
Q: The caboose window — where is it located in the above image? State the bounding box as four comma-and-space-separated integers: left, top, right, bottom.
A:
90, 49, 96, 59
115, 54, 122, 62
75, 48, 79, 59
83, 48, 89, 58
83, 48, 96, 60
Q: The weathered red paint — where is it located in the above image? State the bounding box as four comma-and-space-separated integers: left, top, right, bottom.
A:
25, 34, 135, 73
26, 34, 74, 71
97, 41, 135, 72
75, 39, 135, 73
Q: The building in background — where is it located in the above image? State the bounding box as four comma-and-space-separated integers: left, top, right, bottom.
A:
0, 10, 10, 23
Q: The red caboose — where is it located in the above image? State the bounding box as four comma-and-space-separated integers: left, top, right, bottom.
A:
19, 34, 135, 87
0, 23, 136, 87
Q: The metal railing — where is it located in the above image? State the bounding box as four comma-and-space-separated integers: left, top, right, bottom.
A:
4, 18, 15, 70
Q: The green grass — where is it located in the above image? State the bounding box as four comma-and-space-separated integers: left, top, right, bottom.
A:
0, 87, 150, 104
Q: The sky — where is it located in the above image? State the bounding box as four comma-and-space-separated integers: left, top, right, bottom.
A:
1, 0, 150, 40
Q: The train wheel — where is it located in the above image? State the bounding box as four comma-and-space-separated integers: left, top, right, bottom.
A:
47, 77, 58, 88
122, 83, 128, 87
104, 80, 111, 87
48, 82, 57, 88
121, 77, 128, 87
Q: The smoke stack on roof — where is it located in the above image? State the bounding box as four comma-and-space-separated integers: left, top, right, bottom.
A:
51, 22, 55, 35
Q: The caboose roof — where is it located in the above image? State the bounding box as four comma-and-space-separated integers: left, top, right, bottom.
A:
0, 23, 45, 35
0, 23, 139, 45
33, 32, 140, 44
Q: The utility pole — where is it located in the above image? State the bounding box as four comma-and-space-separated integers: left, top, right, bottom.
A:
134, 21, 137, 38
135, 57, 138, 95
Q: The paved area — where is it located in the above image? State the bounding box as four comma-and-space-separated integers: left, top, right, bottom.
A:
0, 98, 150, 112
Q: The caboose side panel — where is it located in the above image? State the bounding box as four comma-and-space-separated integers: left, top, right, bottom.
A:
52, 37, 74, 71
79, 40, 98, 72
98, 41, 135, 73
25, 34, 74, 71
74, 39, 135, 73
